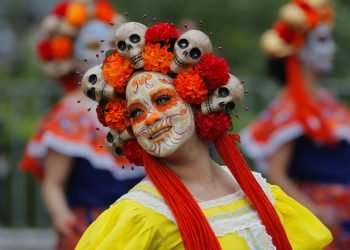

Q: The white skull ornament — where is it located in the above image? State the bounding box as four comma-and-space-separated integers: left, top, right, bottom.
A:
105, 128, 135, 156
201, 74, 244, 114
170, 30, 213, 74
114, 22, 147, 69
82, 65, 116, 102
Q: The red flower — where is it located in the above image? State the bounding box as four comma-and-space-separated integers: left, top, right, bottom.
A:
53, 2, 69, 16
37, 39, 53, 61
145, 22, 180, 43
123, 140, 144, 166
195, 54, 230, 90
195, 112, 231, 140
96, 103, 107, 126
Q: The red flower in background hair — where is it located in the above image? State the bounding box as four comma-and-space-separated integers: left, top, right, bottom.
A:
145, 22, 180, 43
123, 140, 144, 166
37, 39, 53, 61
195, 112, 231, 140
95, 0, 115, 23
195, 54, 230, 90
53, 2, 68, 17
50, 36, 73, 59
173, 69, 208, 104
96, 103, 107, 127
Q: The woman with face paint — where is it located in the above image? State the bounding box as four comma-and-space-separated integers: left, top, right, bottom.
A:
241, 0, 350, 248
20, 1, 144, 249
76, 20, 332, 250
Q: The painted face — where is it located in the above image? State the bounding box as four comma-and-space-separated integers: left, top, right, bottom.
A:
126, 72, 195, 157
299, 24, 335, 74
74, 20, 115, 71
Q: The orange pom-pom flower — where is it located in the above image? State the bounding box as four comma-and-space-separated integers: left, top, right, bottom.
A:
142, 43, 173, 74
65, 3, 88, 27
104, 99, 130, 132
173, 69, 208, 104
102, 51, 134, 93
50, 36, 72, 59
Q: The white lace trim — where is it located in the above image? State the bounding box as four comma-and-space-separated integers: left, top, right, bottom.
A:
27, 132, 145, 180
118, 171, 276, 247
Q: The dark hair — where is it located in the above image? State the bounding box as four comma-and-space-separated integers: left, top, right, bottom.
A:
267, 57, 287, 85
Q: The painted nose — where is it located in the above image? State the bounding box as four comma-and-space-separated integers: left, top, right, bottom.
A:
145, 111, 161, 126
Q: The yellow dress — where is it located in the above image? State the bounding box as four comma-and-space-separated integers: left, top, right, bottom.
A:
76, 171, 332, 250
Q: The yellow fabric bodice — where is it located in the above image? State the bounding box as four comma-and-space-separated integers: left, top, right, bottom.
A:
76, 172, 332, 249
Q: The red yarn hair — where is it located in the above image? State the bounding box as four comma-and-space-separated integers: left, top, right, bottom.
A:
142, 133, 293, 249
214, 133, 292, 250
143, 153, 221, 250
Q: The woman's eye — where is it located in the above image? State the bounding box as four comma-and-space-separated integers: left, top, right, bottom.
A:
156, 95, 171, 105
129, 109, 143, 118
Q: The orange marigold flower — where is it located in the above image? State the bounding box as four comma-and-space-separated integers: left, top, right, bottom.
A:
65, 3, 88, 27
95, 0, 115, 23
102, 52, 134, 94
142, 43, 173, 74
173, 69, 208, 104
104, 99, 130, 132
50, 36, 72, 59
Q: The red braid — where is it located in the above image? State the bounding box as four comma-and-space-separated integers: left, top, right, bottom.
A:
214, 133, 292, 250
142, 153, 221, 250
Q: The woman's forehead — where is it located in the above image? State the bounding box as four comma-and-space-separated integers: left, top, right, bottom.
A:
126, 72, 175, 99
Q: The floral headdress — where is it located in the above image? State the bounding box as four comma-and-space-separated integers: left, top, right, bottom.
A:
261, 0, 336, 144
36, 0, 125, 92
82, 21, 292, 249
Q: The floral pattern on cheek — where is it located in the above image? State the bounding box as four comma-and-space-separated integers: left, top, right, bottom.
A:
131, 73, 154, 95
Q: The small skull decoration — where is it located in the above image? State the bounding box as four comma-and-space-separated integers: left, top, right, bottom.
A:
201, 74, 244, 115
114, 22, 147, 69
82, 65, 116, 102
105, 128, 135, 156
170, 30, 213, 74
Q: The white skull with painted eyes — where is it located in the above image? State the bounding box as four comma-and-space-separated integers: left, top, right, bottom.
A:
201, 74, 244, 114
115, 22, 147, 69
126, 72, 195, 157
299, 24, 335, 74
170, 30, 213, 74
81, 65, 116, 102
105, 128, 134, 156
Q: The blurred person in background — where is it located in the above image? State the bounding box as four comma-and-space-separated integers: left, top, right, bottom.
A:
241, 0, 350, 248
19, 1, 144, 249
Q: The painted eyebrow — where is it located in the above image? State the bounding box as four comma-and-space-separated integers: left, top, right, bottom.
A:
127, 99, 143, 109
149, 88, 177, 101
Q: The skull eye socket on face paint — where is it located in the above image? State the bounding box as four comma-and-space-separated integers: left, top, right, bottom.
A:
155, 95, 171, 105
130, 34, 141, 44
218, 87, 229, 97
190, 48, 201, 59
177, 39, 189, 49
117, 41, 127, 51
129, 108, 144, 118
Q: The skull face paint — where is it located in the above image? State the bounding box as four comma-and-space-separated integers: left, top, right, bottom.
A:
74, 20, 115, 72
299, 24, 335, 74
126, 72, 195, 157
